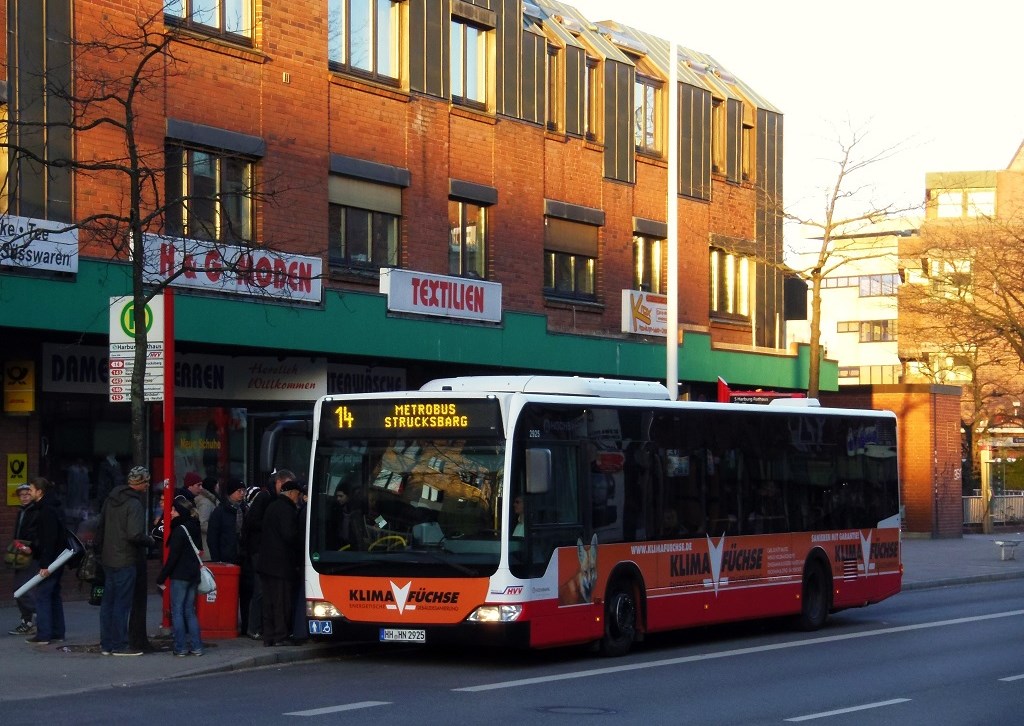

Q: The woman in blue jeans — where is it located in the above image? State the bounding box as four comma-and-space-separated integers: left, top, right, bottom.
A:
157, 497, 204, 656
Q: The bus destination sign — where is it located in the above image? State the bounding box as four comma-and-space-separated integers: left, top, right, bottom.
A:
321, 398, 502, 438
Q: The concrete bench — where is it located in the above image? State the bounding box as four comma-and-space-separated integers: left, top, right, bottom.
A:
994, 539, 1023, 561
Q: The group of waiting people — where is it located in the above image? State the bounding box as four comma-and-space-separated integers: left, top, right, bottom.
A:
8, 465, 309, 656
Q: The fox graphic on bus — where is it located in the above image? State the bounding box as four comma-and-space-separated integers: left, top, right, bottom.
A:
559, 534, 599, 605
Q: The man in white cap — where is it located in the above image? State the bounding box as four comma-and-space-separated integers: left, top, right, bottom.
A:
7, 484, 37, 635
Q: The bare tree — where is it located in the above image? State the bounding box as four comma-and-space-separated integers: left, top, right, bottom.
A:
2, 6, 305, 649
784, 123, 915, 397
2, 7, 301, 465
899, 212, 1024, 491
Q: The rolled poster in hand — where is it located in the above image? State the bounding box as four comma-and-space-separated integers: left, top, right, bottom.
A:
12, 547, 75, 599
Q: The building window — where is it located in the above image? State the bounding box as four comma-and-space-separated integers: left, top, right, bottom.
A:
741, 122, 754, 181
858, 274, 899, 296
165, 0, 253, 42
451, 19, 488, 108
822, 276, 857, 289
633, 235, 663, 293
634, 74, 660, 155
935, 191, 962, 218
712, 98, 726, 172
329, 205, 399, 269
328, 0, 401, 83
837, 321, 859, 333
967, 189, 995, 217
545, 252, 595, 299
448, 201, 486, 278
166, 146, 253, 243
858, 320, 897, 343
709, 248, 749, 317
544, 217, 598, 301
327, 175, 402, 271
546, 43, 561, 131
583, 56, 599, 141
927, 257, 972, 296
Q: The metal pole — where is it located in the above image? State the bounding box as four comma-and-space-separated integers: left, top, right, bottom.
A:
981, 446, 992, 535
666, 39, 679, 401
161, 288, 175, 628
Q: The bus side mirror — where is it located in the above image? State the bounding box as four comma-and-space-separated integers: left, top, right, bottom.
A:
525, 448, 551, 494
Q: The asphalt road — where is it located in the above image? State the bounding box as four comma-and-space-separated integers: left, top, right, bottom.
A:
8, 578, 1024, 725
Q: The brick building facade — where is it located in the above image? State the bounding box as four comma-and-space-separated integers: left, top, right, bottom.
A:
1, 1, 823, 601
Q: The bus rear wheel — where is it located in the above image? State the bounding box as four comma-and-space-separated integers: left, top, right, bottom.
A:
798, 560, 830, 631
600, 581, 637, 657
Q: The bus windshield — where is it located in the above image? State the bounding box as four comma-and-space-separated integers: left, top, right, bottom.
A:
308, 436, 505, 577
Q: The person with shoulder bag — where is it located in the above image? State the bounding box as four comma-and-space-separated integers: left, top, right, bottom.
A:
7, 484, 39, 636
156, 497, 204, 657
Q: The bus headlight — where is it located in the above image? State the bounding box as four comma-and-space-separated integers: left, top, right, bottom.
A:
466, 604, 523, 623
307, 600, 343, 618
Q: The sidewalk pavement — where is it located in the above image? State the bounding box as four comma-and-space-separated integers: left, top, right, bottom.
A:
1, 532, 1022, 702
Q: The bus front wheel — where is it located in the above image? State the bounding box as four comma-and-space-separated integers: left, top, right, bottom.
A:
600, 581, 637, 657
798, 560, 830, 631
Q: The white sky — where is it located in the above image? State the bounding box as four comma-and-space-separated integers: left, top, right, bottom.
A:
570, 0, 1024, 237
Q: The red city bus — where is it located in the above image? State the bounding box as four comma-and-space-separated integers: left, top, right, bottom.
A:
303, 376, 901, 655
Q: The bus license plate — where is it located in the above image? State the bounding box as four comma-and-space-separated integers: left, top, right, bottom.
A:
380, 628, 426, 643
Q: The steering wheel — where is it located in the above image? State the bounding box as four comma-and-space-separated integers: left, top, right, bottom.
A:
368, 535, 407, 552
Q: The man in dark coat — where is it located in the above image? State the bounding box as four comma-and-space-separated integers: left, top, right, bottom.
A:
207, 479, 245, 564
239, 485, 271, 639
256, 480, 304, 647
25, 477, 67, 646
95, 465, 154, 656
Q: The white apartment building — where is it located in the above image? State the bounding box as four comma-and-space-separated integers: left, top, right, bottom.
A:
786, 218, 919, 386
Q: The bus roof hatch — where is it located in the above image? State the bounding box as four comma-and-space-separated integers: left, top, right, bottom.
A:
421, 375, 672, 400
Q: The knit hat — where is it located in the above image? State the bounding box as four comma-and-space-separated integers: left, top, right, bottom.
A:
127, 465, 150, 483
281, 479, 305, 493
183, 471, 203, 488
172, 497, 194, 518
244, 486, 264, 506
222, 478, 244, 498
